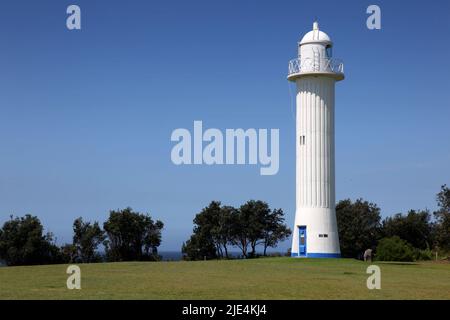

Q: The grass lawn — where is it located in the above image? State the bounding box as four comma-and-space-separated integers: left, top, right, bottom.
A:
0, 258, 449, 299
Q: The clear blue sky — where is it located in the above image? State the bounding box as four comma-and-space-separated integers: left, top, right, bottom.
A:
1, 0, 449, 251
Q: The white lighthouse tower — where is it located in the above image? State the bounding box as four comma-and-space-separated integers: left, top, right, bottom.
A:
288, 22, 344, 258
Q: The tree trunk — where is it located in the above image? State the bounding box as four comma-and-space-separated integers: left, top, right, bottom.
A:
241, 239, 247, 258
250, 242, 256, 258
223, 243, 229, 259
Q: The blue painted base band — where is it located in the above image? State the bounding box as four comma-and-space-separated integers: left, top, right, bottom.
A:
307, 253, 341, 258
291, 252, 341, 258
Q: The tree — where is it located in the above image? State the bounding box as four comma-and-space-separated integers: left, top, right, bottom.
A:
382, 210, 433, 250
434, 185, 450, 251
0, 215, 62, 266
336, 199, 382, 258
376, 236, 415, 262
231, 200, 290, 258
103, 208, 164, 261
72, 217, 106, 263
192, 201, 224, 258
236, 200, 270, 257
262, 208, 291, 256
182, 201, 233, 260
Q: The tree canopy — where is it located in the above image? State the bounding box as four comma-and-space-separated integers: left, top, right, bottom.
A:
72, 217, 106, 263
0, 215, 61, 266
103, 208, 164, 261
382, 210, 433, 250
336, 199, 382, 258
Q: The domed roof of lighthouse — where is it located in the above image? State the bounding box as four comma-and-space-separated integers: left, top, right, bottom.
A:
300, 21, 332, 45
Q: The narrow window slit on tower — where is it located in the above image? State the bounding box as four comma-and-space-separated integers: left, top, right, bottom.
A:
300, 135, 306, 145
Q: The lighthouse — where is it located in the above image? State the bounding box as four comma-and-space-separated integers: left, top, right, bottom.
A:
288, 22, 344, 258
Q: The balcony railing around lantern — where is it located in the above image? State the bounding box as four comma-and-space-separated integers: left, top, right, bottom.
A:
288, 57, 344, 79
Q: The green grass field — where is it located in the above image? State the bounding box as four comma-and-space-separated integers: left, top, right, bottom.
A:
0, 258, 449, 299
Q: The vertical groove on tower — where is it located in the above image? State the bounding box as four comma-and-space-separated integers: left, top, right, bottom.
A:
312, 78, 316, 207
320, 78, 324, 208
310, 78, 312, 207
304, 80, 307, 207
331, 84, 335, 207
324, 79, 328, 208
308, 79, 312, 207
316, 78, 319, 208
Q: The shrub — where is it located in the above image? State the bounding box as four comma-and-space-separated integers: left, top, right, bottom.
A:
414, 248, 433, 261
376, 236, 415, 262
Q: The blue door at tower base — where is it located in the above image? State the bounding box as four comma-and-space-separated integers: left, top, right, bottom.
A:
298, 226, 307, 257
291, 252, 341, 258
